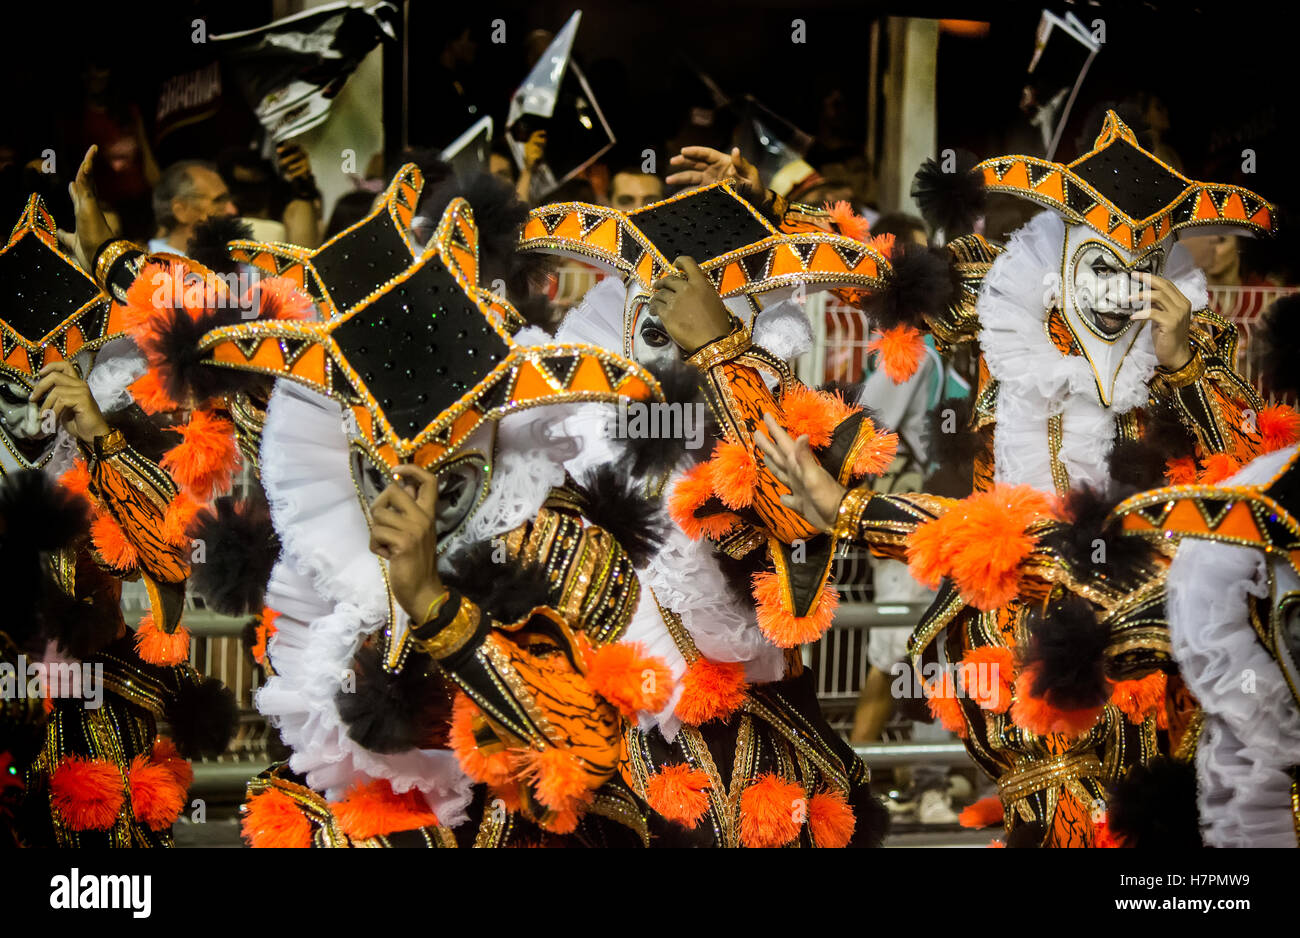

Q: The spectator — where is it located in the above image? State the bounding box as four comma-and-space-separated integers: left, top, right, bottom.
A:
606, 166, 663, 211
216, 144, 322, 248
149, 160, 237, 255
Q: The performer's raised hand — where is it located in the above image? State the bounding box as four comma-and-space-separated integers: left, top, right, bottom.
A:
648, 255, 732, 354
67, 146, 115, 272
369, 464, 445, 621
666, 146, 761, 196
754, 412, 847, 534
1130, 272, 1194, 371
29, 361, 110, 443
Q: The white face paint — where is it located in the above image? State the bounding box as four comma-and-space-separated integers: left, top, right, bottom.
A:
626, 292, 679, 372
1059, 222, 1168, 406
0, 380, 42, 439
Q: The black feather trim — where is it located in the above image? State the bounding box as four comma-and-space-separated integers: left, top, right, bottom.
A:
1053, 484, 1157, 587
910, 150, 985, 237
336, 644, 453, 753
572, 464, 669, 568
41, 574, 123, 660
0, 469, 90, 553
1107, 757, 1202, 849
186, 216, 254, 276
848, 786, 891, 848
1107, 400, 1197, 489
864, 241, 962, 331
615, 357, 709, 477
442, 542, 554, 624
142, 302, 264, 406
1258, 294, 1300, 397
1020, 594, 1110, 711
165, 677, 238, 759
186, 490, 280, 617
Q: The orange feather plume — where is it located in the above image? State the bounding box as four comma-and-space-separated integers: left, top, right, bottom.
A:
923, 671, 968, 737
150, 737, 193, 789
582, 641, 673, 718
134, 613, 190, 666
675, 657, 748, 724
867, 325, 926, 384
160, 409, 238, 501
128, 370, 179, 415
161, 492, 203, 548
959, 795, 1005, 829
249, 275, 315, 321
869, 232, 896, 262
250, 607, 280, 667
58, 460, 93, 501
91, 513, 139, 569
241, 788, 311, 848
1259, 404, 1300, 453
753, 572, 838, 647
808, 789, 856, 848
645, 764, 711, 827
738, 773, 804, 848
826, 200, 870, 243
1165, 455, 1198, 484
513, 747, 594, 813
1009, 670, 1103, 737
127, 754, 187, 830
957, 646, 1015, 713
1109, 671, 1167, 725
668, 463, 739, 540
329, 780, 440, 840
706, 439, 758, 510
50, 757, 125, 831
850, 421, 900, 478
778, 385, 848, 448
1198, 452, 1240, 484
448, 694, 512, 787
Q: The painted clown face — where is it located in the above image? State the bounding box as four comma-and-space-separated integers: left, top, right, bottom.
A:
1058, 221, 1168, 406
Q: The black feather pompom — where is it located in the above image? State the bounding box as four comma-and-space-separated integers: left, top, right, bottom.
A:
924, 395, 980, 471
1005, 821, 1047, 848
421, 172, 554, 304
1055, 484, 1157, 587
910, 150, 986, 238
142, 302, 263, 406
864, 241, 962, 331
442, 542, 554, 624
1257, 294, 1300, 397
186, 491, 280, 617
849, 787, 891, 848
41, 575, 124, 660
165, 676, 238, 759
0, 469, 90, 553
337, 644, 453, 753
573, 464, 669, 568
616, 358, 708, 478
186, 216, 254, 276
1020, 594, 1110, 711
1107, 757, 1202, 849
1107, 438, 1170, 491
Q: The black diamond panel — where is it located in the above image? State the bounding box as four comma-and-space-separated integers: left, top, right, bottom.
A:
1072, 140, 1189, 220
332, 261, 509, 438
0, 236, 101, 340
630, 187, 771, 262
312, 211, 414, 314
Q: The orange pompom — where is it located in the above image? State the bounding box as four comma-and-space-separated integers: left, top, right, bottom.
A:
161, 409, 239, 501
826, 200, 870, 243
706, 439, 758, 510
738, 773, 804, 848
753, 572, 838, 647
1010, 670, 1103, 738
539, 803, 582, 835
162, 492, 203, 547
91, 513, 139, 569
957, 646, 1015, 713
1109, 671, 1167, 725
50, 757, 125, 831
250, 607, 280, 667
329, 780, 439, 840
122, 261, 188, 342
1198, 452, 1240, 484
583, 641, 673, 717
645, 764, 711, 828
127, 754, 187, 830
675, 657, 748, 724
128, 370, 178, 414
779, 385, 847, 448
869, 232, 896, 262
514, 747, 594, 813
1165, 455, 1198, 484
134, 613, 190, 666
808, 789, 856, 847
448, 693, 512, 787
58, 460, 93, 501
250, 275, 315, 321
850, 422, 900, 478
150, 737, 193, 789
923, 671, 968, 738
958, 795, 1005, 829
1258, 404, 1300, 452
906, 484, 1057, 611
241, 788, 312, 848
867, 325, 926, 384
668, 463, 739, 540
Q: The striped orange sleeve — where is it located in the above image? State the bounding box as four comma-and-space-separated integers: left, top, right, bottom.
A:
89, 444, 189, 583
